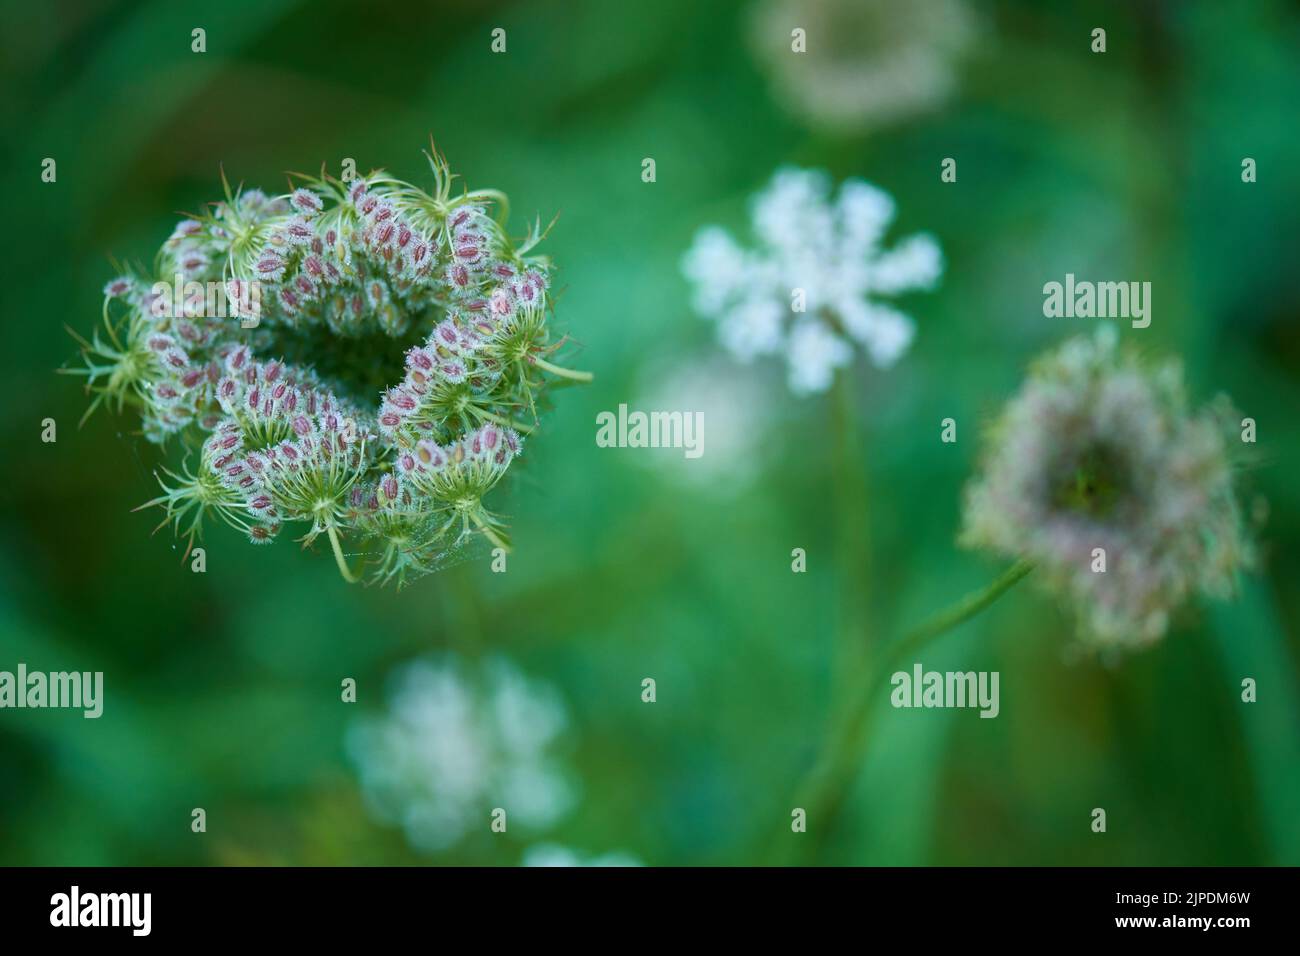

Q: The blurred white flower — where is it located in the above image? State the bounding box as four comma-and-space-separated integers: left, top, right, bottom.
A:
750, 0, 977, 133
682, 168, 941, 396
633, 355, 776, 490
786, 320, 853, 394
346, 654, 574, 852
522, 843, 644, 867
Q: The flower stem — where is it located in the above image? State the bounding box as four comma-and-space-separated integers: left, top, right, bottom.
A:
469, 511, 510, 553
829, 372, 872, 708
531, 356, 593, 383
785, 559, 1033, 863
474, 407, 537, 434
899, 558, 1035, 653
326, 522, 361, 584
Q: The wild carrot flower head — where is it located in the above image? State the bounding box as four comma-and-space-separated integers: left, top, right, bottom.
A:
68, 145, 588, 585
682, 167, 941, 395
750, 0, 977, 133
345, 654, 575, 853
961, 326, 1251, 648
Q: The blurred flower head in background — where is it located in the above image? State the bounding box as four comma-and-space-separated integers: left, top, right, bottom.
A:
962, 326, 1252, 649
521, 844, 643, 867
632, 355, 777, 491
346, 654, 575, 852
749, 0, 977, 133
682, 167, 942, 395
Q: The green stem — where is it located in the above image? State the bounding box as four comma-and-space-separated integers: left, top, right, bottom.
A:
531, 356, 593, 383
473, 407, 537, 434
464, 188, 509, 225
894, 558, 1035, 656
469, 511, 511, 553
326, 522, 361, 584
829, 372, 872, 709
787, 559, 1033, 864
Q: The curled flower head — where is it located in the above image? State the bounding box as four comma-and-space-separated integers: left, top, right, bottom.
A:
961, 327, 1252, 648
682, 167, 941, 396
69, 145, 589, 585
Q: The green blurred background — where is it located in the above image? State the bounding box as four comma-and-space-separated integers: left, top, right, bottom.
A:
2, 0, 1298, 866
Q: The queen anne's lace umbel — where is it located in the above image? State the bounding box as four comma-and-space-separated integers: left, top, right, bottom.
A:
347, 655, 574, 853
682, 167, 942, 395
72, 147, 588, 585
961, 327, 1251, 647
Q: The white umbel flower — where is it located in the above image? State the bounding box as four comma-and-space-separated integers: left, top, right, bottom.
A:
522, 844, 644, 867
346, 655, 574, 852
682, 167, 941, 396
